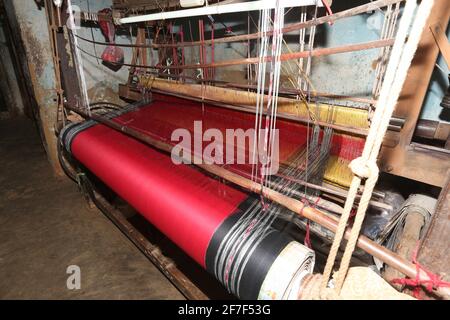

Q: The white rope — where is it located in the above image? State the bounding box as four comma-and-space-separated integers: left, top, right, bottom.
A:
252, 8, 269, 182
297, 6, 307, 90
320, 0, 435, 298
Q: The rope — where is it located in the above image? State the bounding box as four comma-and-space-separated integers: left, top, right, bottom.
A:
320, 0, 334, 23
320, 0, 435, 298
299, 274, 322, 300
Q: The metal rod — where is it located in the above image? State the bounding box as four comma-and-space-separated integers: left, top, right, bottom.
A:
273, 174, 392, 211
126, 69, 375, 107
119, 0, 322, 24
223, 83, 377, 106
410, 142, 450, 155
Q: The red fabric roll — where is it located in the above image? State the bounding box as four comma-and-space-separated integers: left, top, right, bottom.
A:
71, 124, 247, 267
70, 95, 364, 266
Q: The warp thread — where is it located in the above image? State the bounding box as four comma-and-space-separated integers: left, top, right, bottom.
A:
299, 196, 321, 249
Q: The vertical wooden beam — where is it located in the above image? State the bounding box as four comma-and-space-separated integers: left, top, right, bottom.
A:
430, 23, 450, 68
418, 174, 450, 284
379, 0, 450, 185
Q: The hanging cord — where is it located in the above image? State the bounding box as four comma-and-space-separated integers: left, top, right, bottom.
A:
320, 0, 434, 299
247, 12, 252, 87
302, 1, 319, 201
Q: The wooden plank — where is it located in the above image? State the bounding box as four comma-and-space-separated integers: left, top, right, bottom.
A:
419, 174, 450, 283
379, 0, 450, 186
430, 23, 450, 68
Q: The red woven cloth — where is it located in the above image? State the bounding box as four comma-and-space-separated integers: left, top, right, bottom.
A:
112, 94, 364, 178
70, 95, 365, 267
71, 123, 247, 267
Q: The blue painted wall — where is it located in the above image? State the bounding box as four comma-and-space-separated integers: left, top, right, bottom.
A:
311, 11, 382, 97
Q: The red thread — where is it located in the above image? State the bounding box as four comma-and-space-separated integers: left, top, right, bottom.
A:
314, 195, 321, 206
304, 220, 312, 249
391, 242, 450, 299
300, 197, 320, 249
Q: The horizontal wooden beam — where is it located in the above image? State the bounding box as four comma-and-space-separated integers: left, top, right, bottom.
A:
156, 39, 394, 70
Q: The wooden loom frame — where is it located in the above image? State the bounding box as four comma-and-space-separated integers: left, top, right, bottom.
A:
44, 0, 448, 300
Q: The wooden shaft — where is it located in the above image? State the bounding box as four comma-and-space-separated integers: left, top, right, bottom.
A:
225, 83, 377, 105
123, 67, 375, 106
149, 88, 369, 136
64, 104, 449, 299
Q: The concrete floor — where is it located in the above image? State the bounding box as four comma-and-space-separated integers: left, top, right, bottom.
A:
0, 117, 184, 299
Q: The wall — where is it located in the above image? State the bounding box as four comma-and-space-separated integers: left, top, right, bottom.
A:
5, 0, 62, 174
0, 15, 24, 117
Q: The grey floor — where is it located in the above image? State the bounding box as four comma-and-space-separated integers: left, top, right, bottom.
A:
0, 117, 184, 299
